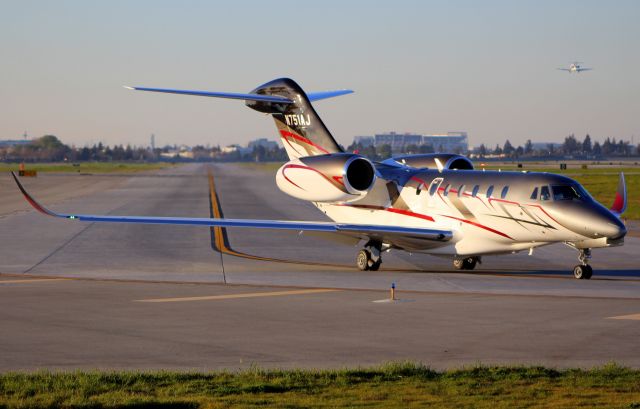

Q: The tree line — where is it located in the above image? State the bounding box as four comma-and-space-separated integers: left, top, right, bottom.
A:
2, 134, 639, 163
475, 134, 638, 159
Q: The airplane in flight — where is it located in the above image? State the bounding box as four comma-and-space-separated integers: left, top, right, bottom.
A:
557, 62, 593, 73
12, 78, 627, 279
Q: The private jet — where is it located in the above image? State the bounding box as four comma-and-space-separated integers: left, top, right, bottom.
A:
558, 62, 593, 73
12, 78, 627, 279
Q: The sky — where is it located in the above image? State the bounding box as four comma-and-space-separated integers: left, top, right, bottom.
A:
1, 0, 639, 149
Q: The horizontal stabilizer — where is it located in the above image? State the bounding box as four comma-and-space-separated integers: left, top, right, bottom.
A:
124, 86, 294, 104
307, 89, 354, 102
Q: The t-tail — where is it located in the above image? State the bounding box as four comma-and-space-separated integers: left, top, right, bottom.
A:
125, 78, 352, 159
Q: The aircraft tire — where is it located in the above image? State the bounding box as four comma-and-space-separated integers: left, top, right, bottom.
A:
356, 249, 371, 271
453, 259, 465, 270
462, 257, 477, 270
573, 264, 592, 279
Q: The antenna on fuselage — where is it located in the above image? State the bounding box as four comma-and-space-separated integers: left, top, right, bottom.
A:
434, 158, 444, 173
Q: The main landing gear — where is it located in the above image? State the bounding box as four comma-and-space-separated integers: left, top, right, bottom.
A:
453, 256, 480, 270
573, 248, 593, 280
356, 241, 382, 271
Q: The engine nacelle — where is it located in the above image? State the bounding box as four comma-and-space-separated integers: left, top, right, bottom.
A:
276, 153, 376, 203
390, 153, 474, 170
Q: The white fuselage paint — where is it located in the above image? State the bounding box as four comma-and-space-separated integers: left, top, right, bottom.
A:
278, 165, 619, 257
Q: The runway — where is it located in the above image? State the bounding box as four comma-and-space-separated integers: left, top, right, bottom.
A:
1, 163, 639, 371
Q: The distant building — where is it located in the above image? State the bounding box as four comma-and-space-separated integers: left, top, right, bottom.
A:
353, 131, 469, 153
0, 140, 31, 148
248, 138, 279, 150
374, 132, 423, 151
531, 142, 562, 151
423, 132, 468, 153
221, 144, 251, 155
353, 136, 374, 147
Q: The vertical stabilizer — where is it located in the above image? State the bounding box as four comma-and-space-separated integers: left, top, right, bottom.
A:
246, 78, 343, 159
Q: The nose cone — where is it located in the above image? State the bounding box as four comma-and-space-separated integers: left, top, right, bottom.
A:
598, 212, 626, 240
550, 202, 626, 240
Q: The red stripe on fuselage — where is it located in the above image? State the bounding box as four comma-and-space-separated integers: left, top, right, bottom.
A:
341, 204, 434, 222
279, 130, 329, 154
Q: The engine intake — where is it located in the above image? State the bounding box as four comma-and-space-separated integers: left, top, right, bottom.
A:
276, 153, 376, 203
390, 153, 474, 170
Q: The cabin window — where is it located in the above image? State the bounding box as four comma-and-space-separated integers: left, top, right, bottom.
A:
486, 185, 494, 198
428, 178, 443, 196
530, 187, 539, 200
472, 185, 480, 197
552, 185, 589, 201
540, 185, 551, 201
458, 185, 465, 197
500, 186, 509, 199
443, 184, 450, 196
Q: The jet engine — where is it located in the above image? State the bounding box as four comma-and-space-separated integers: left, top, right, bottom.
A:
389, 153, 474, 170
276, 153, 376, 203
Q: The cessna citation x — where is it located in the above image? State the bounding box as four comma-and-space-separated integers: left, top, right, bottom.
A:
12, 78, 627, 279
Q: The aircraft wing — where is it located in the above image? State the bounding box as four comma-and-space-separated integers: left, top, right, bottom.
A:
11, 172, 452, 249
557, 68, 571, 71
576, 68, 592, 72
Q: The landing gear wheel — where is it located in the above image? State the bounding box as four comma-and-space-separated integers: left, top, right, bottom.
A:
573, 264, 593, 280
454, 257, 478, 270
356, 249, 371, 271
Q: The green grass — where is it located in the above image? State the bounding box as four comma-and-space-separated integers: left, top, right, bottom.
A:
0, 162, 178, 174
1, 363, 640, 408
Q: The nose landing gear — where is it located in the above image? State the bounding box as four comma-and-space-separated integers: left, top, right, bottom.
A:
573, 249, 593, 279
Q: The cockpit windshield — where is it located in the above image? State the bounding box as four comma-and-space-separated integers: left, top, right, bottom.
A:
551, 184, 590, 201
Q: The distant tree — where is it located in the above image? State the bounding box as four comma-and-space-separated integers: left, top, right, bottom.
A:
478, 144, 487, 157
377, 144, 392, 159
593, 141, 602, 156
562, 134, 579, 155
494, 144, 503, 155
515, 146, 524, 157
524, 139, 533, 155
582, 134, 592, 154
602, 137, 612, 155
503, 140, 514, 156
418, 144, 434, 154
405, 144, 419, 154
546, 143, 555, 155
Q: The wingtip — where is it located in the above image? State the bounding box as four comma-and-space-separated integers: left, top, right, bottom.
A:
123, 86, 135, 90
10, 170, 60, 217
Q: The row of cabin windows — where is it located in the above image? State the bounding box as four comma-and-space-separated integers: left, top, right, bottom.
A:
427, 183, 509, 199
530, 184, 589, 201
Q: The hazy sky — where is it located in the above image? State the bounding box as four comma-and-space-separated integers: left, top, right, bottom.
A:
1, 0, 638, 148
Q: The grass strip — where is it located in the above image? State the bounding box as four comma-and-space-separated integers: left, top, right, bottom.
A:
1, 362, 640, 408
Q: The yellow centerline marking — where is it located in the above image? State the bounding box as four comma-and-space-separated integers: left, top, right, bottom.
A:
608, 313, 640, 320
0, 278, 68, 284
135, 288, 340, 303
